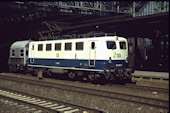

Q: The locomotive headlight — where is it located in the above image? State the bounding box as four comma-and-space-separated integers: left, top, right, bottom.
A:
117, 54, 121, 58
108, 57, 112, 64
116, 64, 123, 67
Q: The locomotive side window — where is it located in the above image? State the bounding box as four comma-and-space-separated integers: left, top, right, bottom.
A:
107, 41, 116, 49
120, 42, 126, 49
65, 43, 72, 50
76, 42, 83, 50
38, 44, 43, 51
46, 44, 51, 51
55, 43, 61, 51
91, 42, 95, 49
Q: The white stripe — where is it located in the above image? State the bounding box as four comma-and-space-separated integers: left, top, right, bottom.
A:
28, 65, 103, 72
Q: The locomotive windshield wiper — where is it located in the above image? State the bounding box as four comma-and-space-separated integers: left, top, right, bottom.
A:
112, 45, 116, 50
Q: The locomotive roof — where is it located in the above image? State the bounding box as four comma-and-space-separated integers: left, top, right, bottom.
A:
32, 36, 126, 43
11, 40, 31, 49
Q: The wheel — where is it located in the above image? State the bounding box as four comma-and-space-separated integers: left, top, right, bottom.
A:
105, 73, 111, 80
88, 72, 95, 81
37, 70, 43, 79
8, 66, 13, 73
68, 71, 76, 80
32, 68, 39, 76
88, 72, 100, 84
76, 71, 84, 81
98, 74, 107, 85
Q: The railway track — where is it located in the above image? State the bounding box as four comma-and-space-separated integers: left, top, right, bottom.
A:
124, 83, 168, 93
0, 88, 106, 113
0, 73, 169, 112
49, 83, 168, 110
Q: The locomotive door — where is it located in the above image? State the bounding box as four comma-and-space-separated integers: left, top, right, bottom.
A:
30, 44, 35, 63
89, 41, 97, 67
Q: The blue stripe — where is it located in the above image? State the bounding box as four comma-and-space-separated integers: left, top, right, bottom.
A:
28, 58, 128, 71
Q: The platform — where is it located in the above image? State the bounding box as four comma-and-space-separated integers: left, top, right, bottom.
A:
131, 70, 169, 89
132, 70, 169, 79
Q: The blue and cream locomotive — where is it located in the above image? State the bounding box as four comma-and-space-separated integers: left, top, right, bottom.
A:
8, 33, 133, 82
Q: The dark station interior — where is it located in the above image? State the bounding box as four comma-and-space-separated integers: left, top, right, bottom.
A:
0, 2, 169, 72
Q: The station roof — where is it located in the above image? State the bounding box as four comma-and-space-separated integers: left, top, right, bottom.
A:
0, 2, 169, 43
38, 12, 169, 39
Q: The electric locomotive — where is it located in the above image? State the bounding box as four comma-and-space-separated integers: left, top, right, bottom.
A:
8, 33, 134, 82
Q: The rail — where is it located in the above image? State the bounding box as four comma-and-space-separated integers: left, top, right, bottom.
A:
0, 73, 169, 112
0, 88, 106, 113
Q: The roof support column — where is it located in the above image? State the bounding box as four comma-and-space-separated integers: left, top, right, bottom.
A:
133, 1, 136, 17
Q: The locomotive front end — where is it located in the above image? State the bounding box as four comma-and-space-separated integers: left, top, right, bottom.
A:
104, 36, 134, 81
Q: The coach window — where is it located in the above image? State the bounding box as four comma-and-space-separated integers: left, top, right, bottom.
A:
12, 49, 15, 56
20, 49, 24, 56
76, 42, 83, 50
65, 43, 72, 50
46, 44, 51, 51
91, 42, 95, 49
55, 43, 61, 51
107, 41, 116, 49
120, 42, 126, 49
38, 44, 43, 51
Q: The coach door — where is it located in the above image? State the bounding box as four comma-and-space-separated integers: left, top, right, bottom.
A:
89, 41, 97, 67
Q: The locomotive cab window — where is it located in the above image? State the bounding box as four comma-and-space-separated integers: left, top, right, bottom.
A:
46, 44, 51, 51
120, 42, 126, 49
55, 43, 61, 51
65, 43, 72, 50
91, 42, 95, 49
76, 42, 83, 50
107, 41, 116, 49
38, 44, 43, 51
